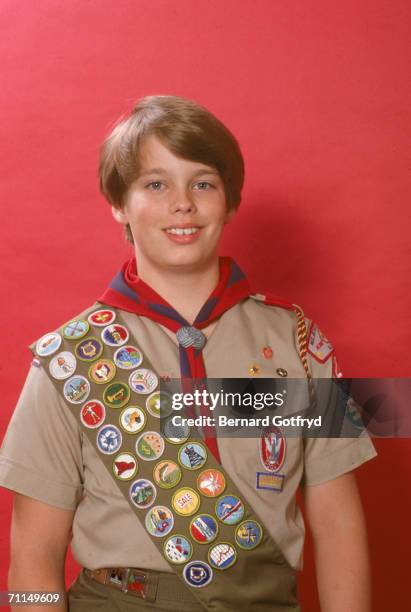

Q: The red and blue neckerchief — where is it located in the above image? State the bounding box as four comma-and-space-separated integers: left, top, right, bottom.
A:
99, 256, 251, 462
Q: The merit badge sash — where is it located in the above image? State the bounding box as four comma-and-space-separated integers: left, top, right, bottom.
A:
30, 304, 300, 612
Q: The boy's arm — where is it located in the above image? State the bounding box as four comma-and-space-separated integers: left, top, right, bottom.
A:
302, 471, 372, 612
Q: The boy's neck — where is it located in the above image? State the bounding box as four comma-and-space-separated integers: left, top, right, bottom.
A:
136, 256, 221, 325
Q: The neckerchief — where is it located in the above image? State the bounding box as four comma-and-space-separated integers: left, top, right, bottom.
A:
99, 256, 251, 462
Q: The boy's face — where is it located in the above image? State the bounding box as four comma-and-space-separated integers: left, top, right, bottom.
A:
112, 135, 234, 274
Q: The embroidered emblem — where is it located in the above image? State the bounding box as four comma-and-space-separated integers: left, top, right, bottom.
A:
183, 561, 213, 588
49, 351, 76, 379
80, 400, 106, 429
129, 368, 158, 395
88, 309, 116, 327
164, 534, 193, 564
36, 332, 62, 357
190, 514, 218, 544
263, 346, 273, 359
215, 495, 244, 525
208, 542, 237, 570
307, 322, 334, 363
178, 442, 208, 470
88, 359, 116, 384
248, 364, 261, 376
162, 417, 190, 444
136, 431, 165, 461
276, 368, 288, 377
113, 452, 138, 481
145, 505, 174, 537
130, 478, 156, 509
153, 460, 182, 489
101, 324, 129, 347
256, 471, 285, 492
197, 469, 226, 498
333, 355, 343, 378
96, 424, 122, 455
75, 338, 103, 362
63, 375, 90, 404
260, 426, 286, 473
146, 391, 172, 419
103, 382, 131, 409
119, 406, 146, 434
62, 320, 89, 340
114, 345, 143, 370
235, 520, 263, 550
171, 487, 201, 516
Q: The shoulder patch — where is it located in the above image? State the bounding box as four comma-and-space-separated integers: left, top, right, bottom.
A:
307, 322, 334, 363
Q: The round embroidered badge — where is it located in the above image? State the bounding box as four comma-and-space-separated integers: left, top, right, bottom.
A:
235, 520, 263, 550
197, 469, 226, 498
215, 495, 245, 525
178, 442, 207, 470
145, 505, 174, 538
113, 452, 138, 481
183, 561, 213, 588
146, 391, 172, 419
119, 406, 146, 434
153, 460, 182, 489
164, 534, 193, 565
113, 345, 143, 370
36, 332, 62, 357
88, 309, 116, 327
190, 514, 218, 544
130, 478, 156, 509
171, 487, 200, 517
162, 417, 190, 444
63, 320, 89, 340
208, 542, 237, 570
63, 375, 90, 404
101, 324, 129, 347
96, 424, 122, 455
49, 351, 76, 379
135, 431, 165, 461
75, 338, 103, 362
103, 382, 131, 409
80, 400, 106, 429
88, 359, 116, 384
129, 368, 158, 395
259, 426, 286, 473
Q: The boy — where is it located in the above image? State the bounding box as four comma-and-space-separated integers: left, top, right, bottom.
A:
0, 95, 376, 611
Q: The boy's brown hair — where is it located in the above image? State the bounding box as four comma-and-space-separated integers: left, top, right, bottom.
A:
98, 95, 244, 242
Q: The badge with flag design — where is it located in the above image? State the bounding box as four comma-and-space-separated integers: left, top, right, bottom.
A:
307, 322, 334, 363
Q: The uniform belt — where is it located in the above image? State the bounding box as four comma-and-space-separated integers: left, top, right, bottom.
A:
84, 567, 199, 604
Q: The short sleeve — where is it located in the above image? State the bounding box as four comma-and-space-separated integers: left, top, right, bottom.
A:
0, 363, 84, 510
301, 319, 377, 487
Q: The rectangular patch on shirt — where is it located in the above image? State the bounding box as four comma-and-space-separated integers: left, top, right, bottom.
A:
256, 471, 284, 492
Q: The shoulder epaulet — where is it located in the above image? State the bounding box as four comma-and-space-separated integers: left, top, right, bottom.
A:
249, 292, 295, 311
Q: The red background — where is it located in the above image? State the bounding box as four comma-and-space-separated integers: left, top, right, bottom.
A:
0, 1, 410, 609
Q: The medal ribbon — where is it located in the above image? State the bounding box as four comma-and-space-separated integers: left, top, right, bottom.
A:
99, 256, 251, 462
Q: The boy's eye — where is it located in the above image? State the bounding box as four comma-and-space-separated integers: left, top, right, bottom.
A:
195, 181, 213, 190
147, 181, 163, 190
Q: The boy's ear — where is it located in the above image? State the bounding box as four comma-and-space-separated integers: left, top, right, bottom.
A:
111, 206, 129, 225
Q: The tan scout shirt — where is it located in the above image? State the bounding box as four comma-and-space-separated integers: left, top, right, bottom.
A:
0, 298, 377, 572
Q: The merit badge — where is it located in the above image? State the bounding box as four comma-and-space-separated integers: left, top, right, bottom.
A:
183, 561, 213, 588
164, 534, 192, 565
63, 375, 90, 404
197, 469, 226, 498
145, 505, 174, 538
136, 431, 165, 461
215, 495, 245, 525
75, 338, 103, 362
153, 460, 182, 489
88, 359, 116, 384
103, 382, 131, 409
256, 472, 284, 492
119, 406, 146, 434
130, 478, 156, 509
88, 309, 116, 327
307, 322, 334, 363
190, 514, 218, 544
113, 345, 143, 370
36, 332, 62, 357
171, 487, 200, 516
113, 452, 138, 481
49, 351, 76, 379
129, 368, 158, 395
80, 400, 106, 429
101, 324, 129, 347
260, 426, 286, 473
162, 417, 190, 444
235, 520, 263, 550
96, 424, 122, 455
146, 391, 172, 419
178, 442, 207, 470
63, 319, 89, 340
208, 542, 237, 570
